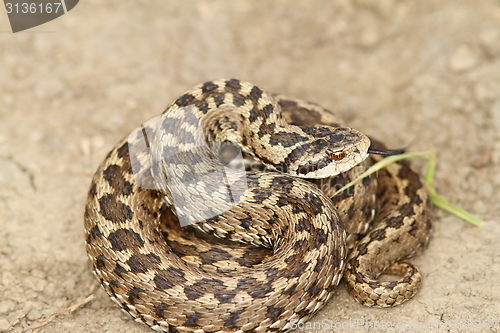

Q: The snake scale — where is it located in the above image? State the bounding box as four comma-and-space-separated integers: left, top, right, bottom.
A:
84, 79, 432, 333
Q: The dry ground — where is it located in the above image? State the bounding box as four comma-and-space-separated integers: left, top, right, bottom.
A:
0, 1, 499, 332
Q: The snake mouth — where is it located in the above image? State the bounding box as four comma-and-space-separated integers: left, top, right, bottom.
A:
368, 146, 406, 156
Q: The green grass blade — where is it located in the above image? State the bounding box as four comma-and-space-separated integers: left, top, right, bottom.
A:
333, 151, 431, 196
424, 149, 436, 186
332, 149, 484, 226
428, 189, 483, 227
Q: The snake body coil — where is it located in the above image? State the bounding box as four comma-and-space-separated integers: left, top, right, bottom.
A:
84, 79, 432, 332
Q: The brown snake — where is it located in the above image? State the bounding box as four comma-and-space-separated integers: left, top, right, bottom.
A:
84, 79, 432, 332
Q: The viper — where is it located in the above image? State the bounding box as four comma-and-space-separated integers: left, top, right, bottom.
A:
84, 79, 432, 333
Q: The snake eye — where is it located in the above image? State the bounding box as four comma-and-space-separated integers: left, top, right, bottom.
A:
331, 151, 345, 161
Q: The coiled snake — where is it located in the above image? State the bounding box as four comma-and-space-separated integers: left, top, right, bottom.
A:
84, 79, 432, 332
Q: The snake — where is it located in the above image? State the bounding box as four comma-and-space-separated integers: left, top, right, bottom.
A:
84, 79, 432, 333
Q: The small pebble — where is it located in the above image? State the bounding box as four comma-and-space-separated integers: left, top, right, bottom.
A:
81, 138, 91, 158
26, 308, 42, 321
473, 200, 487, 215
2, 94, 13, 105
462, 271, 474, 281
449, 45, 477, 72
24, 276, 48, 292
359, 28, 379, 47
1, 271, 16, 287
30, 130, 46, 142
92, 136, 105, 149
469, 148, 491, 168
480, 181, 494, 199
480, 29, 499, 48
0, 318, 11, 332
0, 300, 15, 315
473, 83, 493, 102
34, 76, 64, 99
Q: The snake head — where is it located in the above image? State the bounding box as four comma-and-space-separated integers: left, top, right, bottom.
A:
278, 126, 371, 179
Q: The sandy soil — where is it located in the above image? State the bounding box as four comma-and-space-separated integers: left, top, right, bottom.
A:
0, 1, 499, 332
